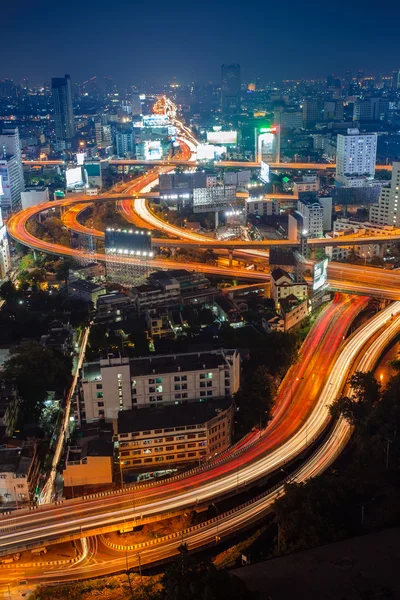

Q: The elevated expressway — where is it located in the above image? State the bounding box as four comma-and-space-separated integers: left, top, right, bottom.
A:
1, 302, 399, 593
0, 294, 372, 555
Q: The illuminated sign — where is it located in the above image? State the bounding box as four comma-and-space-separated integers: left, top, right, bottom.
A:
259, 161, 270, 184
0, 175, 3, 197
197, 144, 227, 160
313, 258, 329, 291
207, 131, 237, 145
259, 127, 277, 133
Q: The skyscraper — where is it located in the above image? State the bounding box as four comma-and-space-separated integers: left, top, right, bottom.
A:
392, 70, 400, 90
0, 127, 25, 213
336, 128, 377, 186
221, 64, 241, 115
52, 74, 75, 150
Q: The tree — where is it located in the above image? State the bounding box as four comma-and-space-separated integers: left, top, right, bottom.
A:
235, 365, 276, 433
330, 371, 381, 427
154, 544, 253, 600
1, 342, 72, 423
0, 281, 18, 301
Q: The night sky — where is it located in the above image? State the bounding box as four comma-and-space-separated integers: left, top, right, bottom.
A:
3, 0, 399, 86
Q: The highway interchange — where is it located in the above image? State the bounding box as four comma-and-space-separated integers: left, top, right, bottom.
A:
2, 111, 400, 594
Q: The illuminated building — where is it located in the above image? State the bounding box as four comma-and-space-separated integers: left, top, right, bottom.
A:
370, 162, 400, 227
117, 397, 234, 475
336, 128, 377, 186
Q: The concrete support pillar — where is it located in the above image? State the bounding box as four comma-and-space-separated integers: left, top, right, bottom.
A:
215, 211, 219, 229
228, 250, 233, 268
310, 246, 316, 260
379, 243, 387, 259
170, 247, 176, 257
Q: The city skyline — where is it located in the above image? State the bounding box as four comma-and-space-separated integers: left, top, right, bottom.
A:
2, 0, 400, 86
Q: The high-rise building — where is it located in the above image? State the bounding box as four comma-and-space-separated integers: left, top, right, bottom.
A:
221, 64, 241, 115
302, 100, 322, 127
131, 93, 142, 117
51, 74, 75, 150
353, 98, 390, 121
370, 162, 400, 227
95, 121, 112, 148
336, 128, 377, 186
323, 101, 344, 121
0, 127, 25, 213
114, 127, 134, 157
392, 70, 400, 90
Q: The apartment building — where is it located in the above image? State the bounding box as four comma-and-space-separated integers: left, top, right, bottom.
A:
78, 349, 240, 424
370, 163, 400, 227
117, 397, 234, 473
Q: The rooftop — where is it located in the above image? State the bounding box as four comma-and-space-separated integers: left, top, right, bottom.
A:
118, 397, 232, 434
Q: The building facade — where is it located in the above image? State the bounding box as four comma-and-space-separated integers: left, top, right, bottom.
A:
78, 349, 240, 424
370, 162, 400, 227
52, 75, 75, 149
221, 64, 241, 115
336, 129, 377, 185
117, 397, 234, 474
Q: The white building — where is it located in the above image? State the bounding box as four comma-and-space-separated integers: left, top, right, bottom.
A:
246, 197, 277, 217
270, 268, 308, 306
0, 210, 11, 280
21, 187, 49, 210
0, 154, 25, 213
297, 197, 324, 238
78, 349, 240, 424
336, 129, 377, 187
370, 162, 400, 227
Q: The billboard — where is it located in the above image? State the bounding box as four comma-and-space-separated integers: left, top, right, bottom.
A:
76, 152, 86, 166
142, 115, 169, 127
105, 228, 153, 255
144, 141, 162, 160
66, 167, 83, 187
259, 161, 270, 184
313, 258, 328, 291
193, 185, 236, 213
207, 131, 237, 145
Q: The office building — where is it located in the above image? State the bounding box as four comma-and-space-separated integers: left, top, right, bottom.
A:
392, 70, 400, 90
117, 397, 234, 474
21, 187, 49, 210
274, 110, 303, 129
78, 349, 240, 424
336, 128, 377, 186
221, 64, 241, 115
114, 127, 134, 158
131, 92, 142, 117
95, 122, 112, 148
52, 74, 75, 149
353, 98, 390, 122
302, 100, 322, 127
370, 162, 400, 227
323, 101, 344, 121
0, 128, 25, 213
